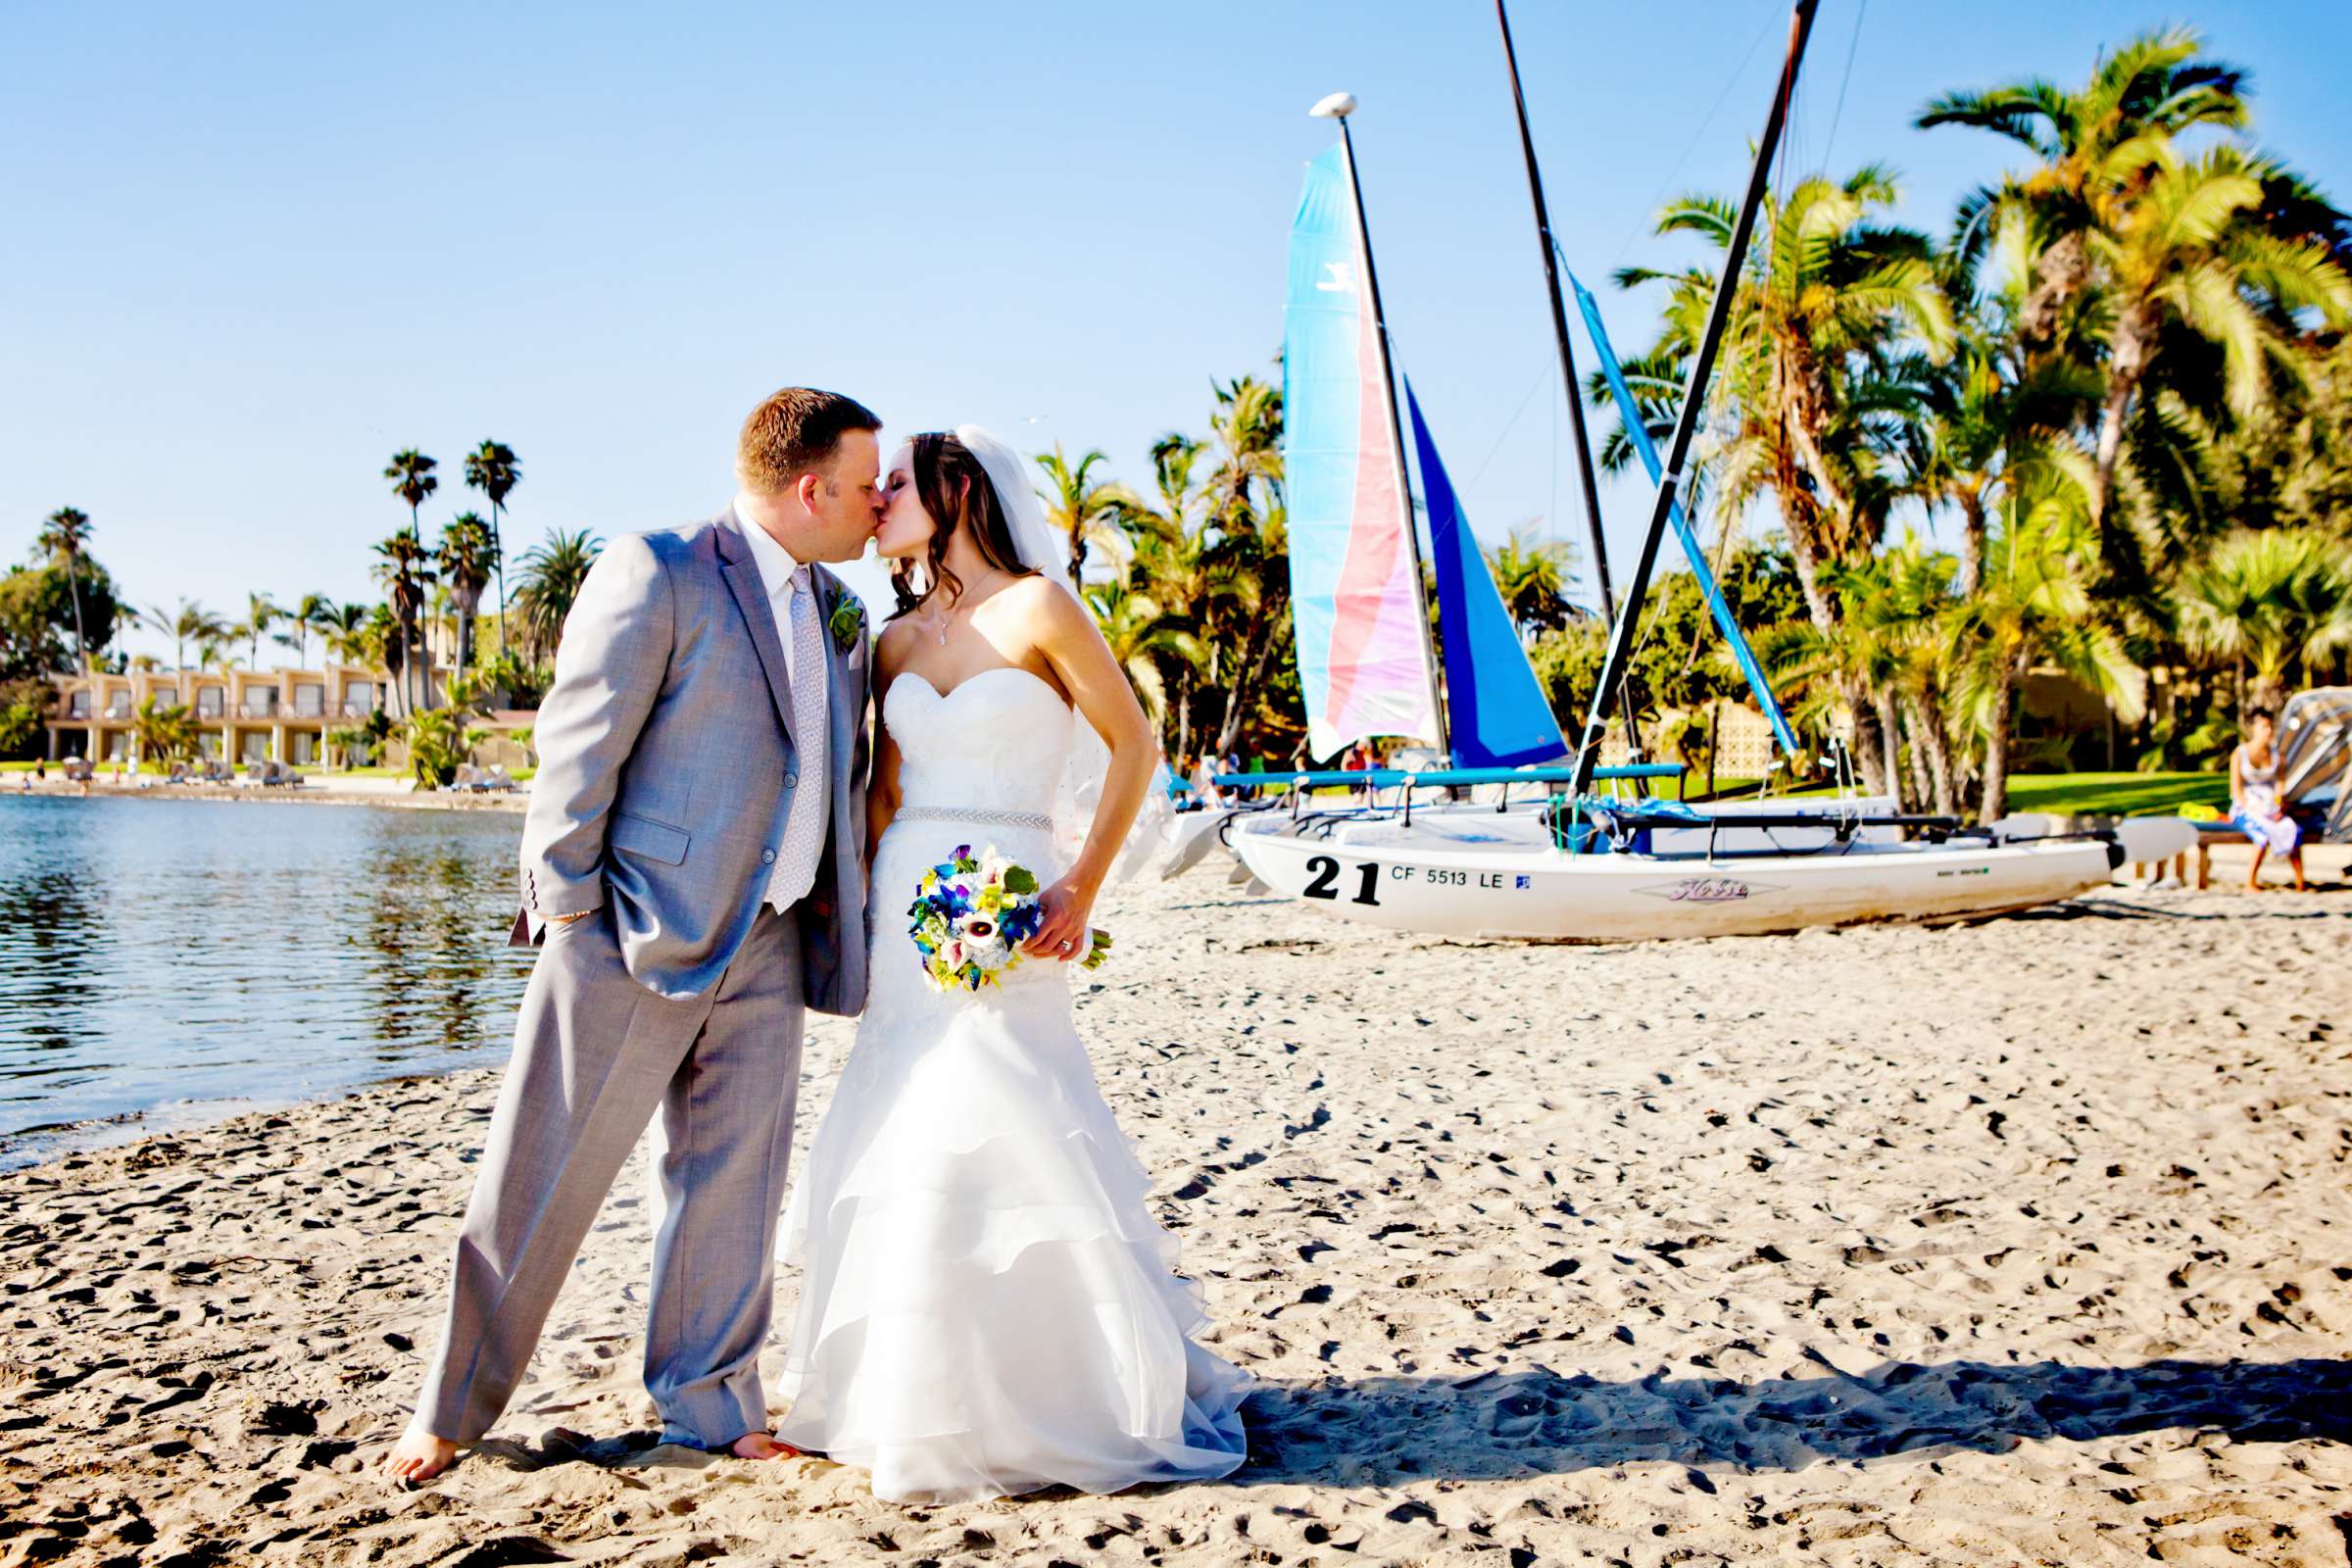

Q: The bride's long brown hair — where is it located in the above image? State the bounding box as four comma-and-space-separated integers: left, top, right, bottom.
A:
889, 431, 1038, 618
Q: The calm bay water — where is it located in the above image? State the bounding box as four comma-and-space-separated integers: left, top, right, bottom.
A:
0, 795, 533, 1168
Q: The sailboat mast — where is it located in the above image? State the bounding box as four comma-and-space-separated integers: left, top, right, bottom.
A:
1494, 0, 1614, 621
1334, 114, 1451, 762
1567, 0, 1820, 802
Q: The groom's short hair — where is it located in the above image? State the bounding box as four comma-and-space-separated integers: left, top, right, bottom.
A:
737, 387, 883, 493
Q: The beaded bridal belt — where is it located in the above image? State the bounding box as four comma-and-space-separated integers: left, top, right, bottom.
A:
893, 805, 1054, 832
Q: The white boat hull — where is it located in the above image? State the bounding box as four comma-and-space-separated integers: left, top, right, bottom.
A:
1230, 810, 2126, 942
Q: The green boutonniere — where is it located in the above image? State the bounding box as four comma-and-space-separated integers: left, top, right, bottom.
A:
826, 593, 865, 655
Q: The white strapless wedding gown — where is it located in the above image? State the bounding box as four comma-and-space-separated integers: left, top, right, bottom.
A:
774, 665, 1250, 1503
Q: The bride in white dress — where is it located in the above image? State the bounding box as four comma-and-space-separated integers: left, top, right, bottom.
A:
772, 425, 1250, 1502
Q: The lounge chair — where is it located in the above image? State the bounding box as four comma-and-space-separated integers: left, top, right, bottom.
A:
167, 762, 191, 784
482, 765, 520, 792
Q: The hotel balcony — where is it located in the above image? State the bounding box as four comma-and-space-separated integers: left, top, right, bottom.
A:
44, 660, 451, 765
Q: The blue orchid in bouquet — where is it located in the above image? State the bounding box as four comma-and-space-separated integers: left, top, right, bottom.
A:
907, 843, 1113, 994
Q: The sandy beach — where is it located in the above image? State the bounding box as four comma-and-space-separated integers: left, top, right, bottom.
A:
3, 860, 2348, 1566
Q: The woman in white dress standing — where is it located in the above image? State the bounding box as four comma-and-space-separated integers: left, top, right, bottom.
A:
772, 427, 1250, 1502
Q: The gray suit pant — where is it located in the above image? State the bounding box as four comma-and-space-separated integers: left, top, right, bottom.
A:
416, 905, 804, 1448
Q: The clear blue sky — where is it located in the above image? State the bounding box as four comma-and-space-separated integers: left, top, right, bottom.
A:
5, 1, 2346, 663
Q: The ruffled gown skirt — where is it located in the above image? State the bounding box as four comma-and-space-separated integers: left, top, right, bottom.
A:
774, 816, 1249, 1503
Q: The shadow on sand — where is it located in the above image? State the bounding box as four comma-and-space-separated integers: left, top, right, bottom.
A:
1229, 1353, 2352, 1487
464, 1353, 2352, 1495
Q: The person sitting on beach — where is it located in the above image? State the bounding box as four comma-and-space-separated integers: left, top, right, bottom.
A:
1188, 752, 1225, 809
2230, 706, 2308, 893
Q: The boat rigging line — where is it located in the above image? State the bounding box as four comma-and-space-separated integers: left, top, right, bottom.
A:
1568, 0, 1823, 804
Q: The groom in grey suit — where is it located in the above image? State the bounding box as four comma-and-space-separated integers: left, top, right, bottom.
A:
386, 387, 883, 1482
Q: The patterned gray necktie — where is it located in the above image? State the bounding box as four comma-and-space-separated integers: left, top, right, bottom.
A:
765, 566, 830, 910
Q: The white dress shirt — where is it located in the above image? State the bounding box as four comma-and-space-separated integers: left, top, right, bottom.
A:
734, 500, 830, 911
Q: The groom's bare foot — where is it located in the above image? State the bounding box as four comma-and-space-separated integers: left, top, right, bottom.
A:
729, 1431, 802, 1460
383, 1427, 459, 1486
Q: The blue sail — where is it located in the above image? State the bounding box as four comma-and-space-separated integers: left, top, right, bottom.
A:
1406, 380, 1568, 768
1568, 271, 1799, 758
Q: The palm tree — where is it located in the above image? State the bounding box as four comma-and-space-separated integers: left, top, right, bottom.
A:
132, 696, 200, 767
364, 603, 403, 706
1917, 27, 2250, 355
1034, 445, 1135, 586
1113, 435, 1252, 760
1952, 475, 2146, 822
1617, 166, 1955, 632
436, 513, 498, 672
236, 592, 279, 668
385, 448, 438, 527
2177, 528, 2352, 710
463, 441, 521, 656
275, 593, 334, 667
512, 529, 603, 661
35, 507, 94, 671
317, 602, 372, 666
1084, 581, 1205, 734
382, 448, 439, 710
1200, 377, 1289, 758
1614, 166, 1953, 794
2077, 145, 2352, 532
143, 598, 226, 675
372, 530, 433, 716
1487, 528, 1580, 637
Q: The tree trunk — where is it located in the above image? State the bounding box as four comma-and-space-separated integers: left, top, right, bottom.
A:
1956, 488, 1987, 597
1980, 660, 2019, 825
2018, 231, 2089, 355
455, 594, 478, 673
1842, 680, 1889, 797
1914, 691, 1958, 816
1214, 602, 1289, 757
1777, 500, 1845, 641
1900, 696, 1933, 811
2090, 310, 2153, 529
66, 558, 88, 672
492, 503, 509, 662
1875, 687, 1907, 809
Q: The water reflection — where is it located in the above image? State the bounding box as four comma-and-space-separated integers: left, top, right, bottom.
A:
0, 795, 533, 1167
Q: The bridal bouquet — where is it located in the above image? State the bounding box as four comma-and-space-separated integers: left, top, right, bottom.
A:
908, 843, 1113, 993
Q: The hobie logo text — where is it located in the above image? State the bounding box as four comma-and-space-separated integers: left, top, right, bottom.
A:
1667, 878, 1749, 904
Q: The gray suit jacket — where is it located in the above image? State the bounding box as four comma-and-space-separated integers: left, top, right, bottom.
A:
509, 510, 870, 1012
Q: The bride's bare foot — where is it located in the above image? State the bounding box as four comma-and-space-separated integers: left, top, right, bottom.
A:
383, 1427, 459, 1486
729, 1431, 802, 1460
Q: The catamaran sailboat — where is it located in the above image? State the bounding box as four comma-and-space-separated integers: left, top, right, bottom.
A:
1226, 0, 2195, 940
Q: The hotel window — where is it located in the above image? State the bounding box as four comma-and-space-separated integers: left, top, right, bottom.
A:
293, 683, 326, 717
196, 689, 225, 718
240, 731, 271, 762
289, 731, 318, 764
68, 691, 91, 717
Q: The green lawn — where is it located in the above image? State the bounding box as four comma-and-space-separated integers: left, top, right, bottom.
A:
1697, 770, 2227, 815
1215, 766, 2230, 820
2002, 770, 2228, 817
